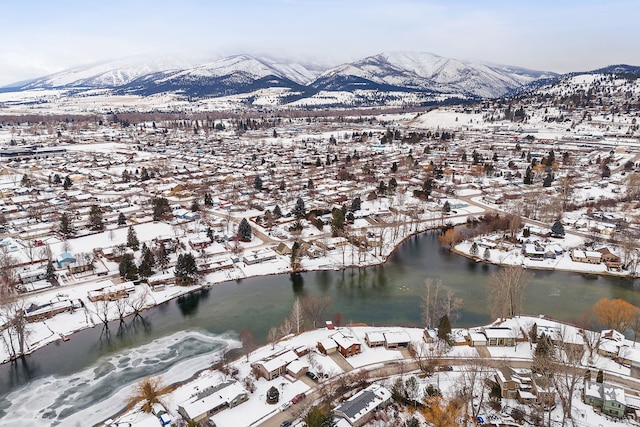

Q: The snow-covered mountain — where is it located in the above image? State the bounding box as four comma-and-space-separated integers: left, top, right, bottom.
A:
118, 54, 322, 97
311, 52, 556, 98
1, 52, 568, 106
14, 57, 190, 90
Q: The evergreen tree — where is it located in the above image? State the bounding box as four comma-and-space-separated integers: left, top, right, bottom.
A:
273, 205, 283, 218
596, 369, 604, 383
152, 197, 172, 221
437, 315, 452, 344
204, 193, 213, 206
118, 253, 138, 281
155, 242, 169, 273
127, 225, 140, 250
266, 386, 279, 404
351, 196, 361, 212
469, 242, 479, 257
253, 175, 263, 191
293, 198, 306, 218
175, 253, 198, 285
117, 212, 127, 226
378, 180, 387, 195
523, 166, 533, 185
238, 218, 252, 241
138, 245, 155, 278
206, 227, 215, 242
483, 248, 491, 260
331, 208, 345, 237
391, 161, 398, 173
140, 167, 150, 181
442, 201, 451, 213
388, 177, 397, 193
63, 176, 72, 190
543, 174, 553, 187
88, 204, 104, 231
59, 213, 73, 237
551, 220, 565, 237
45, 260, 56, 282
190, 199, 200, 212
307, 179, 314, 190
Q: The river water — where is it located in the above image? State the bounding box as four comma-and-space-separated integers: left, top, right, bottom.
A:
1, 231, 639, 425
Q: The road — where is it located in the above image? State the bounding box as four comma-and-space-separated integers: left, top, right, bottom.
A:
254, 346, 640, 427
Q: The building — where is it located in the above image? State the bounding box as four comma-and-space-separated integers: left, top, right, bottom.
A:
583, 380, 627, 418
483, 327, 516, 346
383, 331, 411, 349
333, 384, 392, 426
177, 380, 248, 423
252, 350, 298, 380
331, 330, 362, 357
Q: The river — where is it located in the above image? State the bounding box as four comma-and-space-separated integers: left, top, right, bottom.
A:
1, 231, 639, 425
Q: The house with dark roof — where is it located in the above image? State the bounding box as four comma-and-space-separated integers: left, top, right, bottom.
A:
333, 383, 391, 426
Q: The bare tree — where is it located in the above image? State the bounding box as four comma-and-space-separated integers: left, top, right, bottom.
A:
268, 327, 279, 350
421, 278, 441, 329
488, 266, 532, 320
239, 329, 256, 362
455, 357, 492, 422
291, 298, 303, 334
300, 294, 332, 329
0, 295, 30, 359
551, 327, 585, 426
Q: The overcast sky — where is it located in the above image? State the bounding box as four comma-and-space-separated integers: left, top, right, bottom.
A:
2, 0, 639, 86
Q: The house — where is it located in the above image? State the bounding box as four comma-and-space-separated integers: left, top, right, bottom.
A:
467, 331, 488, 347
56, 252, 76, 269
483, 327, 516, 346
243, 249, 277, 265
273, 242, 291, 256
333, 384, 392, 426
286, 359, 309, 378
583, 380, 627, 418
383, 331, 411, 349
252, 350, 298, 380
495, 367, 555, 405
177, 380, 248, 423
317, 338, 338, 355
364, 331, 385, 348
596, 247, 621, 270
570, 249, 587, 263
423, 328, 438, 343
331, 330, 362, 357
19, 267, 48, 284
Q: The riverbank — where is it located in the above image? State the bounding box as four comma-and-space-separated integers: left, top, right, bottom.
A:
1, 217, 445, 365
452, 227, 638, 279
106, 317, 640, 427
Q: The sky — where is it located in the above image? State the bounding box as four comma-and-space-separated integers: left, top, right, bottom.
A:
2, 0, 640, 86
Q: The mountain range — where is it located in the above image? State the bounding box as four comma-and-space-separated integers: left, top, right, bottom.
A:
3, 52, 638, 107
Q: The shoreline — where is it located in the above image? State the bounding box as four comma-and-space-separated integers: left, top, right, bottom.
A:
6, 224, 636, 365
450, 245, 638, 279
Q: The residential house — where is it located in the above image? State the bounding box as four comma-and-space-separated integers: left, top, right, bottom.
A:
331, 330, 362, 357
495, 367, 555, 405
177, 380, 248, 423
467, 331, 488, 347
317, 338, 338, 355
383, 331, 411, 349
596, 247, 621, 270
56, 252, 76, 269
333, 384, 392, 426
483, 327, 516, 346
583, 380, 627, 418
364, 331, 385, 348
252, 350, 298, 380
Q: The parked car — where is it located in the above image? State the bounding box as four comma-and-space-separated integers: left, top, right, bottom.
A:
305, 371, 319, 382
280, 401, 292, 411
280, 421, 292, 427
291, 392, 306, 403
